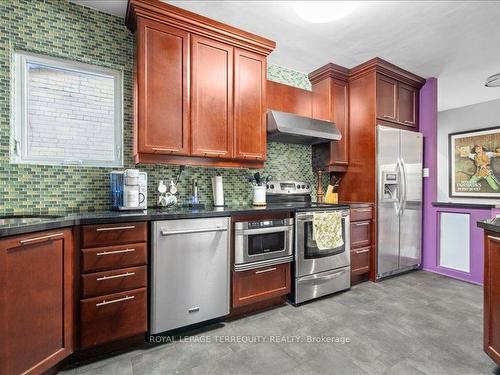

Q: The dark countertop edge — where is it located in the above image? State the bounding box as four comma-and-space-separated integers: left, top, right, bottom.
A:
0, 204, 351, 238
477, 219, 500, 233
432, 201, 498, 209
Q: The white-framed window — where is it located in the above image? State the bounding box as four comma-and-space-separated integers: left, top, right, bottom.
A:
11, 51, 123, 167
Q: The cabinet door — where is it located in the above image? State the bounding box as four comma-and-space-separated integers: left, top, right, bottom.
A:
330, 79, 349, 168
0, 229, 74, 375
136, 18, 189, 155
232, 263, 291, 308
376, 74, 398, 121
234, 49, 266, 160
398, 83, 417, 128
191, 35, 233, 158
485, 233, 500, 365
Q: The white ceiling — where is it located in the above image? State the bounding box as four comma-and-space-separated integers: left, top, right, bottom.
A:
69, 1, 500, 112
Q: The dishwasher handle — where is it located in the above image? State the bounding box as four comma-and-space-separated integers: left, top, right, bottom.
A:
160, 226, 228, 236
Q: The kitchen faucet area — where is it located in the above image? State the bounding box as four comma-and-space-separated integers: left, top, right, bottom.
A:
1, 1, 500, 374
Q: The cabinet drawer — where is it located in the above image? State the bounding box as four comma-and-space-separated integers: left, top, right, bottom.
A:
81, 222, 147, 248
351, 247, 370, 276
350, 221, 371, 249
81, 266, 147, 299
80, 288, 147, 349
81, 242, 147, 273
350, 207, 372, 222
232, 262, 290, 308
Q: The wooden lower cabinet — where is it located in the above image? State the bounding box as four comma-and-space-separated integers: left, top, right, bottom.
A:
232, 263, 291, 308
349, 205, 374, 284
350, 220, 371, 249
79, 222, 148, 350
0, 229, 74, 375
484, 232, 500, 365
80, 288, 147, 349
351, 246, 371, 276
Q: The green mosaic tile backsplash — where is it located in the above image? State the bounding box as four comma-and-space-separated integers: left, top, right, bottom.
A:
0, 0, 325, 213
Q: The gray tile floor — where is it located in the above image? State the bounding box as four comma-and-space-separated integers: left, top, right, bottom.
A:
61, 271, 499, 375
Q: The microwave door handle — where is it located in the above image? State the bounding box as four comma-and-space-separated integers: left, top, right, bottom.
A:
240, 225, 293, 236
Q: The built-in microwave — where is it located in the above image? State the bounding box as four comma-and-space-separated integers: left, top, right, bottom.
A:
234, 218, 294, 271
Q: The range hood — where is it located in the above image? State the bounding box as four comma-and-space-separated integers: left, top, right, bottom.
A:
267, 110, 341, 145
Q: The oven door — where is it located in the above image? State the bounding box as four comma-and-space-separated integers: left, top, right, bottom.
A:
295, 210, 350, 277
234, 222, 294, 269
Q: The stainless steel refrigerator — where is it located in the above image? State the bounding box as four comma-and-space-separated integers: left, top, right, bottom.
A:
377, 125, 423, 279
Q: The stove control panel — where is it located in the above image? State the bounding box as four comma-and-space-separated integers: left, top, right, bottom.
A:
266, 180, 311, 195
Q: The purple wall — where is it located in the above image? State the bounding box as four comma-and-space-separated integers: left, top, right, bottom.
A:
420, 78, 494, 285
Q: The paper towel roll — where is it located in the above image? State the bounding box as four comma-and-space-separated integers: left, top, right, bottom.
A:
212, 176, 224, 207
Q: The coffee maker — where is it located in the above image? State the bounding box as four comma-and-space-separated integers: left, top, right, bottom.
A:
110, 169, 147, 210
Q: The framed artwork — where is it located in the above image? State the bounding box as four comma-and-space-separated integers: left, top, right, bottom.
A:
449, 126, 500, 198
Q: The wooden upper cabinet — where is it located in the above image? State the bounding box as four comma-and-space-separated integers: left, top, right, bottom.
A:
330, 80, 349, 168
309, 63, 350, 172
190, 36, 234, 158
234, 49, 266, 160
127, 0, 275, 167
136, 18, 189, 156
0, 229, 74, 375
376, 74, 398, 122
398, 83, 418, 128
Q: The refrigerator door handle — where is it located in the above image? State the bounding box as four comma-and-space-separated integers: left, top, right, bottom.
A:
396, 158, 403, 216
400, 157, 408, 216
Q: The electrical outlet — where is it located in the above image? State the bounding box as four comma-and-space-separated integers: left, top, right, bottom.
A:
423, 168, 429, 178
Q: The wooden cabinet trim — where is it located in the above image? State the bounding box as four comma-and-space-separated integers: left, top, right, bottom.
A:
127, 0, 275, 56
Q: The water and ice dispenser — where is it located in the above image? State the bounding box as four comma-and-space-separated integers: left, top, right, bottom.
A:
381, 171, 399, 202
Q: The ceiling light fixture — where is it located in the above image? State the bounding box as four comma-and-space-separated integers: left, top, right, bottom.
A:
485, 74, 500, 87
293, 1, 361, 23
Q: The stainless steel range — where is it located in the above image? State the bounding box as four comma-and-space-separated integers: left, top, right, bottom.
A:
266, 180, 351, 304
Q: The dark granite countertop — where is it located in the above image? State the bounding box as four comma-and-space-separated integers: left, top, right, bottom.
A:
477, 217, 500, 233
0, 203, 350, 238
433, 201, 499, 209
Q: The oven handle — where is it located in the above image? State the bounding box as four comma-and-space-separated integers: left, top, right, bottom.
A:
236, 225, 293, 236
299, 268, 347, 282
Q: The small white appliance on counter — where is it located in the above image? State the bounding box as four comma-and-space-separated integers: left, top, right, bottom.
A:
211, 175, 224, 207
110, 169, 147, 210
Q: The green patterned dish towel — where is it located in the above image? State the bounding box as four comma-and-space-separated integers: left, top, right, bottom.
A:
313, 211, 344, 250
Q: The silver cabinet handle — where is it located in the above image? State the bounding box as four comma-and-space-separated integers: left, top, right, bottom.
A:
96, 295, 135, 307
488, 235, 500, 241
19, 232, 64, 245
352, 222, 370, 227
354, 208, 372, 212
383, 115, 394, 119
403, 120, 414, 124
355, 248, 370, 254
188, 307, 200, 313
300, 268, 346, 282
161, 227, 227, 236
96, 272, 135, 281
152, 147, 176, 152
96, 248, 135, 256
255, 267, 276, 274
96, 225, 136, 232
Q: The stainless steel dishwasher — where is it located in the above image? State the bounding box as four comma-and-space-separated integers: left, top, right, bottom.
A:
150, 217, 230, 334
